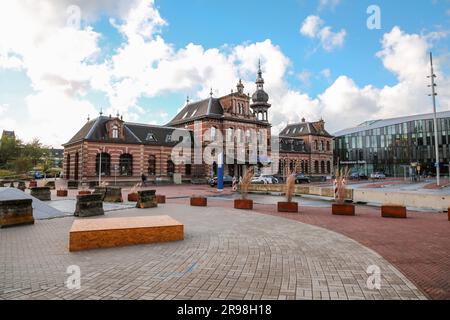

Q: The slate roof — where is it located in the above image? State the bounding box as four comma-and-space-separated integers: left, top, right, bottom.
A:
279, 122, 332, 138
167, 97, 224, 126
64, 116, 192, 147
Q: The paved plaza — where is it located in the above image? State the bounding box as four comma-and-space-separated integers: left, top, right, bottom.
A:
0, 200, 428, 300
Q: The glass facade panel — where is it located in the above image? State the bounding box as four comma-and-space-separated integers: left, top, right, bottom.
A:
335, 114, 450, 177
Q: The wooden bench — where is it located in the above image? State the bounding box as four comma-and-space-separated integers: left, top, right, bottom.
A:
69, 215, 184, 252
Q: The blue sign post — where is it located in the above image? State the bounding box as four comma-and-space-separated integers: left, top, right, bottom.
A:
217, 152, 224, 192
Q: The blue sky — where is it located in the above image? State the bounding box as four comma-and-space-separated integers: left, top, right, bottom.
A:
0, 0, 449, 147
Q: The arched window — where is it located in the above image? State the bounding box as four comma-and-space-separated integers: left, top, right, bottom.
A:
327, 141, 331, 151
327, 161, 331, 174
301, 161, 305, 173
148, 155, 156, 176
305, 160, 309, 174
119, 154, 133, 176
167, 160, 175, 177
96, 153, 111, 177
112, 125, 119, 139
314, 160, 319, 174
66, 154, 71, 179
321, 141, 324, 151
321, 161, 325, 174
315, 141, 319, 150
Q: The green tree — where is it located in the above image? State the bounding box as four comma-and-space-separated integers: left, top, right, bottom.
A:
22, 139, 48, 166
12, 157, 33, 174
0, 136, 20, 167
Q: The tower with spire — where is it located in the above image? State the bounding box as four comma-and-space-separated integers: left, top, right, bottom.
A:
250, 60, 271, 122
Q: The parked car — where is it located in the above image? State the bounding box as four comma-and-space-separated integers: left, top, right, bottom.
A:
27, 171, 44, 179
208, 175, 234, 187
370, 172, 386, 179
350, 173, 369, 180
294, 174, 311, 184
251, 175, 278, 184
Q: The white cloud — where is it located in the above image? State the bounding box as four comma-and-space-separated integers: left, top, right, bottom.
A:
300, 15, 324, 38
298, 71, 313, 86
300, 15, 346, 52
0, 104, 17, 134
318, 0, 341, 11
110, 0, 167, 40
321, 68, 331, 78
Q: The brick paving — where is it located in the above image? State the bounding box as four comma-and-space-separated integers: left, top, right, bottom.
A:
177, 196, 449, 300
0, 203, 426, 300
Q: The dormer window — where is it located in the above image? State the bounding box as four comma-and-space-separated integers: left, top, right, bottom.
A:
112, 125, 119, 139
146, 133, 156, 142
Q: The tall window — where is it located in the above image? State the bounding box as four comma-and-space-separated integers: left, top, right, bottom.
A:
305, 161, 309, 174
327, 161, 331, 174
148, 155, 156, 176
321, 161, 325, 174
66, 154, 71, 179
315, 141, 319, 150
289, 161, 294, 173
314, 161, 319, 174
119, 154, 133, 176
185, 164, 192, 176
227, 128, 234, 142
74, 152, 79, 180
210, 127, 217, 141
321, 141, 324, 151
212, 162, 218, 176
112, 125, 119, 139
327, 141, 330, 151
96, 153, 111, 176
236, 129, 242, 143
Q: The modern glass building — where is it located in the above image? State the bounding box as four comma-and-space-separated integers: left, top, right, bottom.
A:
334, 111, 450, 178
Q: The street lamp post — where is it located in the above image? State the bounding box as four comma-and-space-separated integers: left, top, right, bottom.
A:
428, 52, 440, 186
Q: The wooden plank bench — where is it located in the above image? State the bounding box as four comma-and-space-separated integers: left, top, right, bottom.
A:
69, 215, 184, 252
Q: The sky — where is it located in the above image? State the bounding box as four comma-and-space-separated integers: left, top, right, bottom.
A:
0, 0, 449, 148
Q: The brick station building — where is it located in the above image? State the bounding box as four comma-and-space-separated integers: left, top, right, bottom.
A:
63, 65, 333, 185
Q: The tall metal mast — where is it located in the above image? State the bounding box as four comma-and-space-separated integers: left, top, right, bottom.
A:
428, 52, 440, 186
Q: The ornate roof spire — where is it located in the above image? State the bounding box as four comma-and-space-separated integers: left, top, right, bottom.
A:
236, 79, 244, 94
210, 88, 213, 97
99, 107, 103, 116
